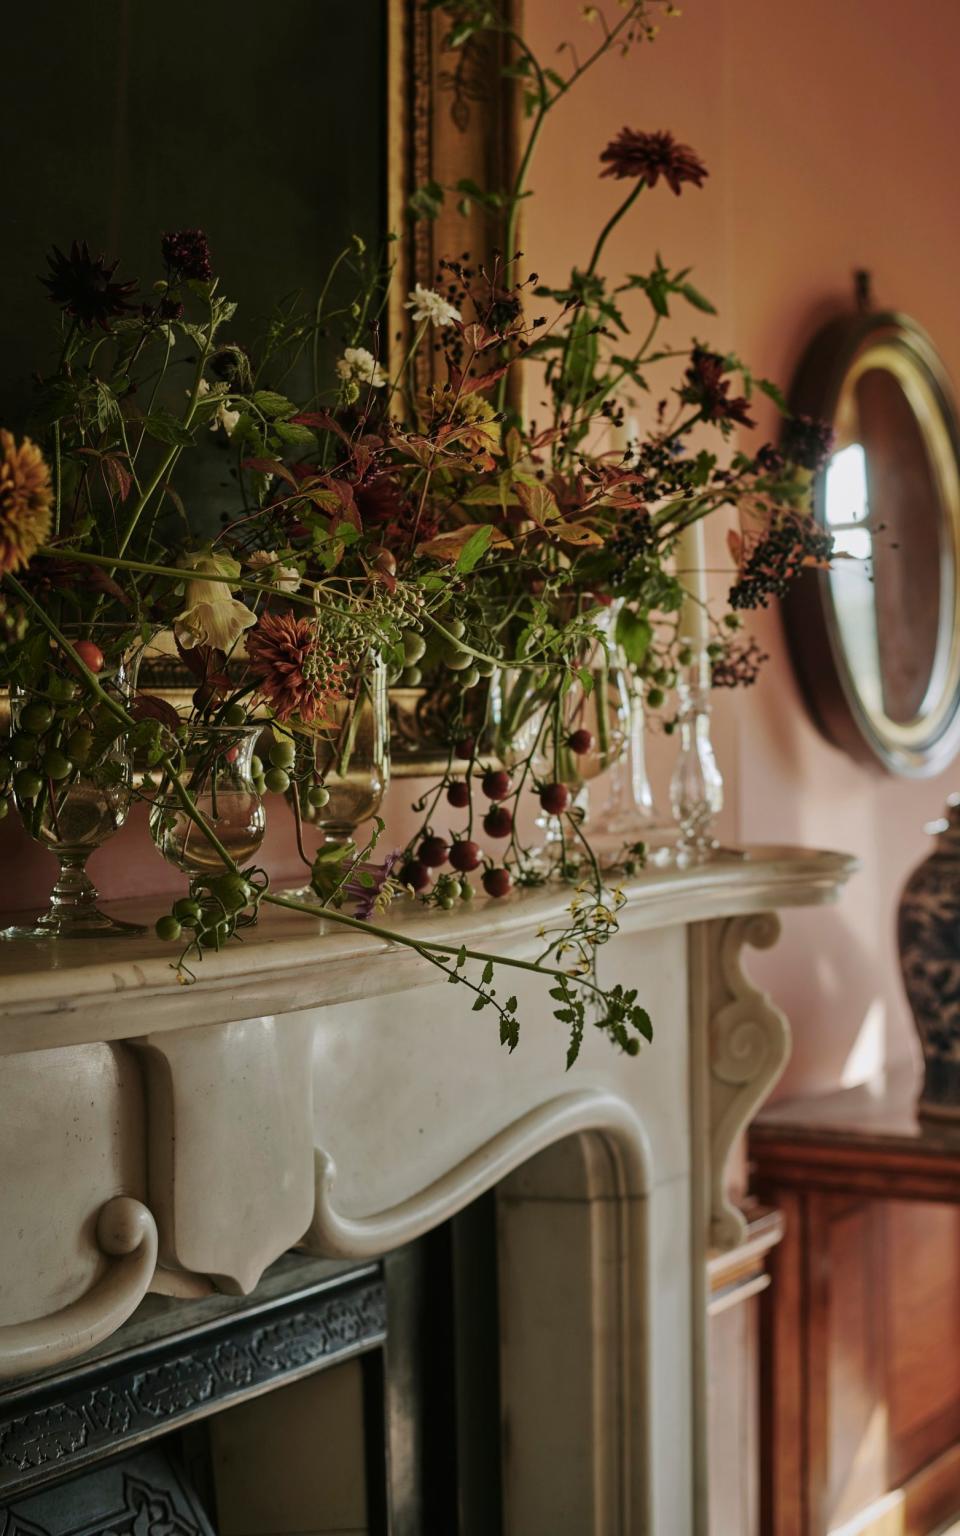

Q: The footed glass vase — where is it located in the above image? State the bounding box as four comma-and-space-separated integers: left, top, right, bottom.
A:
284, 661, 390, 903
2, 646, 145, 939
149, 724, 266, 882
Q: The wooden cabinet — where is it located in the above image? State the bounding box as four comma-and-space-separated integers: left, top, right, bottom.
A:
750, 1067, 960, 1536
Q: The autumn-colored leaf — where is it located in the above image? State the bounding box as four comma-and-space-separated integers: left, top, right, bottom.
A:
132, 693, 181, 730
557, 524, 604, 548
416, 523, 512, 561
516, 481, 561, 526
241, 457, 300, 492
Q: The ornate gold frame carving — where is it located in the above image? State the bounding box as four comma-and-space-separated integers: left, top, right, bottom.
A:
388, 1, 522, 380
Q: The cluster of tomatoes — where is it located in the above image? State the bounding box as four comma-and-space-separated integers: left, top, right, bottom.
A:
399, 727, 594, 902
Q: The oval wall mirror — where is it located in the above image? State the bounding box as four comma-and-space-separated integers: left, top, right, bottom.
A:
784, 310, 960, 775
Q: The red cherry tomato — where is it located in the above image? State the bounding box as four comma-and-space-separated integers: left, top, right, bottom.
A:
483, 806, 513, 839
449, 840, 482, 872
72, 640, 104, 674
482, 867, 513, 899
539, 782, 571, 815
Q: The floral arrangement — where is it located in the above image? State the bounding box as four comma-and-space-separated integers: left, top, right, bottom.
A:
0, 0, 833, 1065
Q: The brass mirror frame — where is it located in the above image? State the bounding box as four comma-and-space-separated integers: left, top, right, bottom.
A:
784, 311, 960, 777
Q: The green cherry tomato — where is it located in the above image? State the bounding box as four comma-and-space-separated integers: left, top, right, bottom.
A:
461, 666, 480, 690
21, 701, 54, 734
445, 618, 466, 640
401, 666, 423, 688
443, 648, 472, 672
646, 687, 664, 709
67, 727, 94, 765
155, 915, 183, 942
42, 749, 73, 781
401, 630, 426, 666
48, 676, 79, 704
308, 784, 330, 809
264, 766, 291, 794
9, 733, 36, 764
250, 755, 264, 778
211, 874, 253, 912
224, 702, 247, 727
268, 738, 296, 769
173, 897, 203, 925
14, 768, 43, 800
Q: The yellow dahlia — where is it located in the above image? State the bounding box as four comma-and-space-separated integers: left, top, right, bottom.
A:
0, 430, 53, 573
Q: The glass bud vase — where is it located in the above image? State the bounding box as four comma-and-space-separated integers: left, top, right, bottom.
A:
312, 661, 390, 847
669, 661, 723, 861
494, 604, 630, 869
149, 725, 266, 881
283, 660, 390, 904
2, 649, 145, 940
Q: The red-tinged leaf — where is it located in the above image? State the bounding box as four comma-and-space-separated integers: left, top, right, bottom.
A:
103, 454, 132, 503
462, 322, 488, 351
132, 693, 181, 729
557, 523, 604, 548
332, 481, 362, 529
460, 362, 511, 395
292, 411, 354, 448
416, 523, 512, 561
160, 481, 187, 522
242, 457, 300, 491
727, 528, 743, 566
516, 481, 561, 526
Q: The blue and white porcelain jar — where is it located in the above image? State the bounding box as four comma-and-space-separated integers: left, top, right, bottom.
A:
898, 795, 960, 1118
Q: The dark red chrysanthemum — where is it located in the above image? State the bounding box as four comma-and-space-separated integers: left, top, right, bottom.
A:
246, 611, 345, 724
599, 129, 708, 194
680, 348, 755, 429
161, 229, 214, 282
41, 242, 139, 331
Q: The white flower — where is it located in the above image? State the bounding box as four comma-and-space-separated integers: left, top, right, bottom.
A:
336, 346, 387, 389
404, 283, 462, 329
174, 551, 257, 653
196, 378, 241, 438
246, 549, 301, 593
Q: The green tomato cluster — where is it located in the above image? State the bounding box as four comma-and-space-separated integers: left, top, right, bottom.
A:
154, 871, 257, 948
4, 676, 122, 804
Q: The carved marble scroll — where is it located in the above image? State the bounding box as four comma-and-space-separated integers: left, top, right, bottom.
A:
304, 1089, 650, 1260
0, 1198, 157, 1382
705, 912, 789, 1251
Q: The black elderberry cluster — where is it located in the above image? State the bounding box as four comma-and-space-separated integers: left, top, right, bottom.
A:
711, 637, 769, 688
728, 513, 834, 610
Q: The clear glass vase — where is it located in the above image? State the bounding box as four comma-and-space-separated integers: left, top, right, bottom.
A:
149, 725, 266, 880
2, 643, 145, 940
493, 604, 630, 868
284, 661, 390, 903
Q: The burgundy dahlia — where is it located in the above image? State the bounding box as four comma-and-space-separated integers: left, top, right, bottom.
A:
599, 129, 708, 195
161, 228, 214, 282
246, 611, 345, 724
41, 241, 138, 331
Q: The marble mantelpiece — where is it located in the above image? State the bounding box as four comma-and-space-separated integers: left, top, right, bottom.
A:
0, 845, 855, 1534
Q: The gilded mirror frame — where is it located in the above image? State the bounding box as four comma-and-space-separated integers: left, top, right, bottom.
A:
784, 311, 960, 777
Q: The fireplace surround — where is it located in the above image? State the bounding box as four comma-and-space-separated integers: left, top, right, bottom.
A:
0, 846, 854, 1532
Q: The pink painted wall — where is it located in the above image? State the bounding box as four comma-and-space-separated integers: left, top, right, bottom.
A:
524, 0, 960, 1094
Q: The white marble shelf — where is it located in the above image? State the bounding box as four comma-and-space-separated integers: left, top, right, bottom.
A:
0, 845, 856, 1054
